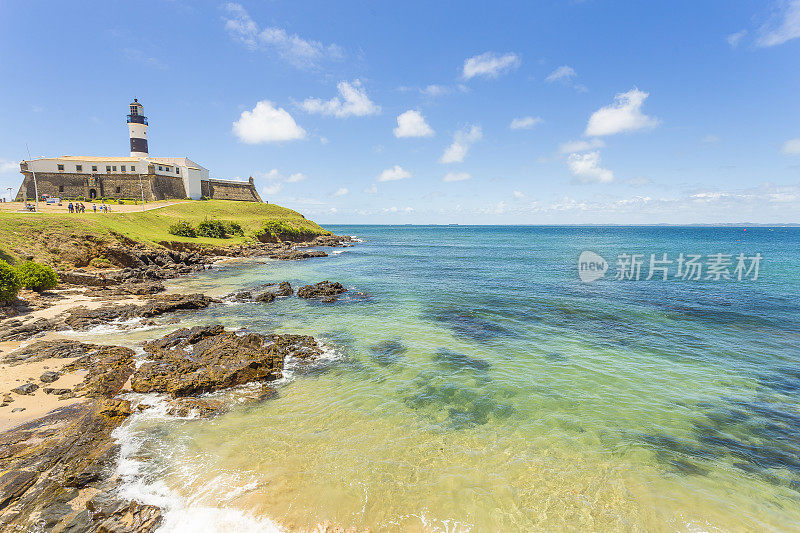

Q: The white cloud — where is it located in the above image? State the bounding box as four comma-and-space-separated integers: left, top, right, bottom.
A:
626, 177, 652, 188
287, 172, 306, 182
377, 165, 412, 182
383, 206, 414, 213
702, 134, 721, 144
545, 65, 586, 92
513, 190, 526, 199
332, 187, 349, 197
394, 110, 434, 138
232, 100, 306, 143
559, 138, 605, 153
509, 116, 543, 130
300, 80, 380, 118
585, 88, 659, 137
364, 183, 378, 194
440, 125, 482, 163
727, 30, 747, 48
223, 3, 342, 68
782, 138, 800, 154
421, 84, 450, 96
0, 158, 18, 174
123, 48, 167, 70
462, 52, 521, 80
261, 182, 283, 196
443, 172, 471, 182
756, 0, 800, 47
567, 151, 614, 183
545, 65, 577, 83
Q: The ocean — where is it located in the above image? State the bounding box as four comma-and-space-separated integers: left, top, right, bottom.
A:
91, 226, 800, 531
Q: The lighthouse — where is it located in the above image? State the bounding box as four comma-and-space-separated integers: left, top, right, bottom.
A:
127, 98, 149, 157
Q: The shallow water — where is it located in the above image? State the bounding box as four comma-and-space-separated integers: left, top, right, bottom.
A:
94, 226, 800, 531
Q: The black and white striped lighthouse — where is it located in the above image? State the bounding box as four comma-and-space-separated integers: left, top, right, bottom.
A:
127, 98, 149, 157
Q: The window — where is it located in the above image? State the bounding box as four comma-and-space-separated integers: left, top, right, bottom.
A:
176, 168, 180, 174
158, 165, 163, 171
59, 185, 64, 193
92, 166, 98, 172
57, 164, 64, 171
112, 166, 117, 171
76, 165, 82, 172
121, 165, 126, 172
131, 165, 135, 172
106, 166, 111, 172
115, 186, 121, 193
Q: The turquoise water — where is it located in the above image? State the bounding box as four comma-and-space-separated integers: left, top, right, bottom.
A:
109, 226, 800, 531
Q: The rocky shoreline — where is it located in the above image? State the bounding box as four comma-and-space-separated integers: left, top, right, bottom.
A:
0, 234, 362, 532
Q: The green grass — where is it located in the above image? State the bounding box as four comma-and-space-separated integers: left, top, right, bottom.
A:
0, 200, 329, 264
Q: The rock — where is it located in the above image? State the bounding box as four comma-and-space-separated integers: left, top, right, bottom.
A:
230, 291, 252, 302
269, 249, 328, 260
166, 398, 225, 418
11, 407, 26, 413
132, 327, 284, 397
0, 318, 53, 342
44, 387, 72, 396
254, 291, 276, 303
99, 398, 132, 420
40, 371, 61, 383
86, 497, 163, 532
3, 339, 99, 364
60, 293, 216, 330
64, 346, 135, 398
12, 383, 39, 395
275, 281, 293, 296
297, 281, 348, 300
142, 324, 225, 353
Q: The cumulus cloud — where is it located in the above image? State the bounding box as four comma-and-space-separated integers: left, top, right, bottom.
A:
443, 172, 471, 182
364, 183, 378, 195
377, 165, 412, 182
394, 110, 434, 138
756, 0, 800, 47
509, 116, 543, 130
254, 168, 307, 196
223, 3, 342, 68
383, 206, 414, 213
559, 138, 605, 153
462, 52, 520, 80
332, 187, 349, 197
513, 190, 526, 199
782, 138, 800, 154
300, 80, 380, 118
261, 182, 283, 196
727, 30, 747, 48
440, 125, 482, 163
567, 151, 614, 183
585, 88, 659, 137
421, 84, 451, 96
287, 172, 306, 182
232, 101, 306, 143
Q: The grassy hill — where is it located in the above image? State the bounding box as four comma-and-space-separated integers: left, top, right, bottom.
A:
0, 200, 328, 265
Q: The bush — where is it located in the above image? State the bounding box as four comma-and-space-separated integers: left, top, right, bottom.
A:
224, 221, 244, 237
196, 218, 228, 239
168, 221, 197, 238
255, 220, 320, 242
0, 261, 22, 303
15, 261, 58, 293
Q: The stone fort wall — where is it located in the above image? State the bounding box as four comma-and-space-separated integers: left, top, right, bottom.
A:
15, 171, 262, 203
200, 177, 262, 202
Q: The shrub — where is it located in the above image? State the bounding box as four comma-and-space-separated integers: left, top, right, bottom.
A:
15, 261, 58, 293
254, 220, 320, 242
168, 221, 196, 238
224, 221, 244, 237
89, 257, 113, 269
196, 218, 228, 239
0, 261, 22, 303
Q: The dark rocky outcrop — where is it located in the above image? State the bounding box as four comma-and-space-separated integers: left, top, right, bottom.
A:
269, 249, 327, 260
275, 281, 293, 296
3, 340, 100, 365
0, 318, 53, 342
254, 291, 276, 303
297, 281, 348, 301
61, 293, 216, 330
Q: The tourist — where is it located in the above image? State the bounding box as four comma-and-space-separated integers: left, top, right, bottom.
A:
93, 204, 96, 213
68, 202, 74, 213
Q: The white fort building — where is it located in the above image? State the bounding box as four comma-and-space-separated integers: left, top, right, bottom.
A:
16, 99, 261, 202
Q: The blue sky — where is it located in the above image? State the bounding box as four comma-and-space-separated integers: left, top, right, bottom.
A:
1, 0, 798, 223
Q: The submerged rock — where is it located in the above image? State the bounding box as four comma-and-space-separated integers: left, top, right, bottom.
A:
297, 281, 347, 301
254, 291, 276, 303
275, 281, 293, 296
